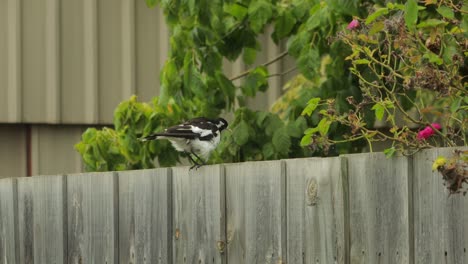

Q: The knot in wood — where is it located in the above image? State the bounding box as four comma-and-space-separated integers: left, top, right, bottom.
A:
306, 178, 318, 206
216, 240, 225, 253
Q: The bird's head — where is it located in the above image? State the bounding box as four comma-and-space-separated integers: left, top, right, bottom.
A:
216, 118, 229, 131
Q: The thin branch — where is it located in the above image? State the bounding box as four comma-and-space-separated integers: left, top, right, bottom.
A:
229, 51, 289, 81
267, 66, 298, 78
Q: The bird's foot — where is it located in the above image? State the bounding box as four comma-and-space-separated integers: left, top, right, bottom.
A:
189, 164, 203, 170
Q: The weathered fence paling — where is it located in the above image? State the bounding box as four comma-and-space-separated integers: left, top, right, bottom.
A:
0, 147, 466, 264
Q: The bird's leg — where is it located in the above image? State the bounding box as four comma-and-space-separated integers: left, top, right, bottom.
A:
189, 151, 206, 170
191, 152, 206, 165
185, 152, 200, 170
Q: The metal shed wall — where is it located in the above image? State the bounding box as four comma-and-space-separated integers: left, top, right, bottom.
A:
0, 0, 169, 124
0, 124, 91, 179
0, 0, 292, 125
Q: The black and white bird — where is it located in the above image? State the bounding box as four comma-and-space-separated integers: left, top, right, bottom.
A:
139, 117, 228, 169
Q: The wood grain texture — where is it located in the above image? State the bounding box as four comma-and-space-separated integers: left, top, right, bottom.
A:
17, 175, 66, 264
0, 178, 18, 264
67, 172, 118, 264
285, 157, 347, 264
225, 160, 286, 264
413, 147, 468, 264
345, 153, 411, 264
118, 168, 172, 264
172, 165, 226, 264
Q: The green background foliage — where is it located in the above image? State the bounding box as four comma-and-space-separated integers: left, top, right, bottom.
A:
76, 0, 467, 171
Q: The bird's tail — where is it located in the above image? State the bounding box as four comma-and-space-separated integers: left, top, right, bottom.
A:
138, 134, 163, 142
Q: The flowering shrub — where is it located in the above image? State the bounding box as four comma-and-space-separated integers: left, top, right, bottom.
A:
301, 0, 467, 157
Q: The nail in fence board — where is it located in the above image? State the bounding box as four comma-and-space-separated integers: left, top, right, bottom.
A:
118, 169, 172, 264
172, 165, 226, 264
285, 157, 347, 263
413, 147, 468, 264
346, 153, 410, 264
17, 175, 66, 264
0, 178, 18, 264
225, 161, 286, 264
67, 172, 118, 264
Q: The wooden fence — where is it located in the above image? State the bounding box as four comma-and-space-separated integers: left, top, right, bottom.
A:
0, 147, 467, 264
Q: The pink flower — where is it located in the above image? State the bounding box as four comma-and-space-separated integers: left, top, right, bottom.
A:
347, 19, 359, 30
431, 123, 442, 130
417, 123, 442, 140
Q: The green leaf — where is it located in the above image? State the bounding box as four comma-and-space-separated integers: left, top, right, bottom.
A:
215, 72, 236, 109
183, 52, 194, 91
353, 59, 371, 65
273, 10, 296, 41
450, 97, 462, 113
186, 65, 206, 97
384, 147, 396, 158
295, 116, 308, 131
224, 3, 248, 20
286, 31, 311, 58
317, 118, 332, 136
304, 127, 318, 135
369, 21, 385, 35
423, 52, 443, 65
232, 120, 250, 146
248, 0, 273, 33
243, 47, 257, 66
265, 114, 284, 136
272, 127, 291, 154
366, 8, 389, 25
301, 97, 321, 116
243, 66, 268, 96
82, 128, 97, 142
300, 134, 312, 146
262, 143, 275, 159
405, 0, 418, 30
462, 12, 468, 33
256, 111, 269, 126
371, 103, 385, 121
436, 6, 454, 19
305, 6, 320, 29
286, 121, 302, 138
145, 0, 157, 8
417, 19, 448, 28
160, 59, 180, 104
297, 47, 320, 79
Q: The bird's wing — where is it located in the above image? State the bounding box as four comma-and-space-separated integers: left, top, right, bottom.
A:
163, 124, 203, 139
140, 118, 219, 141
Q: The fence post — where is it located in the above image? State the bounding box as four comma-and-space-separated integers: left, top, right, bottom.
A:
285, 157, 347, 263
0, 178, 18, 264
172, 165, 226, 264
118, 168, 173, 264
67, 172, 118, 264
17, 175, 67, 263
345, 153, 411, 263
413, 147, 468, 264
225, 160, 286, 263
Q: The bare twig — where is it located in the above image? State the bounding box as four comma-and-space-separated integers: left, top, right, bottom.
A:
229, 51, 289, 81
267, 66, 298, 78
